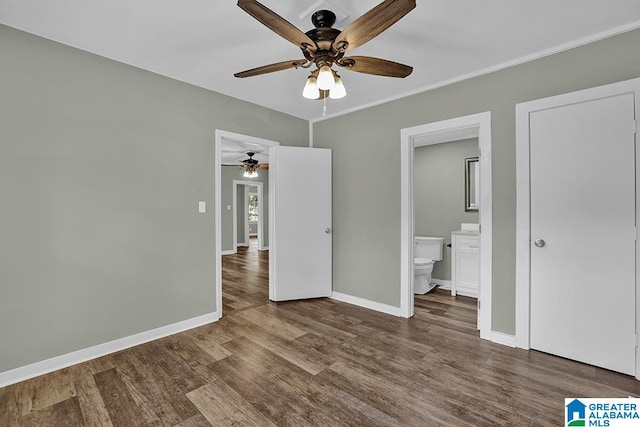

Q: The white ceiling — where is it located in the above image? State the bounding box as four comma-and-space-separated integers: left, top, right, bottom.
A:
220, 138, 269, 165
1, 1, 640, 121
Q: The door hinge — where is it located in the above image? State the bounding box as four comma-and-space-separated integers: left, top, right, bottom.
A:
632, 120, 638, 135
635, 333, 638, 347
477, 300, 481, 310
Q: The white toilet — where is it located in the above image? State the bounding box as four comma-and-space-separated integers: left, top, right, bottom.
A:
414, 236, 444, 294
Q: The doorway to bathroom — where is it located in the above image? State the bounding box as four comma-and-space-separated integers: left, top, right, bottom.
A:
400, 112, 494, 343
413, 139, 479, 295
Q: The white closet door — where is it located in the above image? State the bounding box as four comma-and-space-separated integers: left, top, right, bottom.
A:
529, 93, 637, 375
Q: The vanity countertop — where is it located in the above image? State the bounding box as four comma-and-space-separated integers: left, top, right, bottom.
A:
452, 230, 480, 236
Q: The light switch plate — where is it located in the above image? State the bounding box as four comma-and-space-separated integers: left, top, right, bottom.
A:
198, 201, 206, 213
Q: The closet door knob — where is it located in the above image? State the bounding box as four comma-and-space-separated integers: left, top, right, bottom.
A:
534, 239, 546, 248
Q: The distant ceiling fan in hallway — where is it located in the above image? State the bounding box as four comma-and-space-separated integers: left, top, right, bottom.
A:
241, 152, 260, 178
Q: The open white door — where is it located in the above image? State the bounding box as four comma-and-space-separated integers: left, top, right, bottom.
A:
269, 146, 332, 301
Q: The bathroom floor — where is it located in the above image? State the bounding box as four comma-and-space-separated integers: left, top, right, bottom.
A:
415, 286, 477, 319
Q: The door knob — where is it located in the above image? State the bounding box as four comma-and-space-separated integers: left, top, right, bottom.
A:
534, 239, 546, 248
325, 228, 332, 234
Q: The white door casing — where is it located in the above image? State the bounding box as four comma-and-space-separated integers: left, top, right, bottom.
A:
269, 146, 332, 301
516, 78, 640, 378
400, 111, 493, 342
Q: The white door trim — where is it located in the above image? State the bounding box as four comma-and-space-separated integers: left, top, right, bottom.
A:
400, 111, 493, 341
232, 181, 263, 250
515, 77, 640, 379
244, 188, 250, 242
215, 130, 279, 317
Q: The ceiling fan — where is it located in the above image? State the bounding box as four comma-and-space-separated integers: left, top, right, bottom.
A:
234, 0, 416, 100
241, 152, 266, 177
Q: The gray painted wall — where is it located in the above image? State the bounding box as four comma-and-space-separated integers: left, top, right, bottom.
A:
313, 28, 640, 335
0, 24, 307, 373
221, 165, 269, 251
414, 138, 479, 281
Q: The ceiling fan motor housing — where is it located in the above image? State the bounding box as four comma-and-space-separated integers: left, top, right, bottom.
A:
242, 152, 259, 166
305, 10, 341, 53
311, 10, 336, 28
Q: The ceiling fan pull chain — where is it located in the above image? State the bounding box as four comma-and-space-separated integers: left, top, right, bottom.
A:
323, 97, 327, 118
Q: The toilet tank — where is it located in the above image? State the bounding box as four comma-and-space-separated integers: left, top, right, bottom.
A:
414, 236, 444, 261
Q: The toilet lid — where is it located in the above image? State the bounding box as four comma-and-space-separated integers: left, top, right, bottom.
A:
414, 257, 433, 265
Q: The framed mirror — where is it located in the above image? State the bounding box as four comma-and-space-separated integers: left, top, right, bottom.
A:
465, 156, 479, 211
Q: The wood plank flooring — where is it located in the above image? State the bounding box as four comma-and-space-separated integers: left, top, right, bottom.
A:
2, 239, 639, 425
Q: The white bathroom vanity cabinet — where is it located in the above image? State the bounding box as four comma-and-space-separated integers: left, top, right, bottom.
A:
451, 230, 480, 298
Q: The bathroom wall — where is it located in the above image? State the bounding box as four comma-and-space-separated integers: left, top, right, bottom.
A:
221, 165, 269, 252
414, 138, 480, 281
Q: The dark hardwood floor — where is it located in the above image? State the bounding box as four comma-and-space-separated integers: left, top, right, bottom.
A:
1, 238, 639, 425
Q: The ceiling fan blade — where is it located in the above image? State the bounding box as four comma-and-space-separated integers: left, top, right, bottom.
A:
234, 59, 308, 78
237, 0, 316, 52
333, 0, 416, 52
341, 56, 412, 78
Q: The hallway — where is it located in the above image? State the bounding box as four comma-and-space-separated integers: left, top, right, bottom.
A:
222, 237, 268, 314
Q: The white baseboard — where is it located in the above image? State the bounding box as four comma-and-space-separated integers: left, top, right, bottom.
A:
221, 250, 236, 256
0, 311, 220, 388
237, 243, 249, 247
431, 278, 451, 289
331, 291, 402, 317
258, 246, 269, 251
455, 289, 478, 298
491, 331, 516, 347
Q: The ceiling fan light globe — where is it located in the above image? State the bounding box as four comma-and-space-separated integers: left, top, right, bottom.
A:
302, 76, 320, 99
329, 75, 346, 99
243, 169, 258, 178
316, 65, 335, 90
